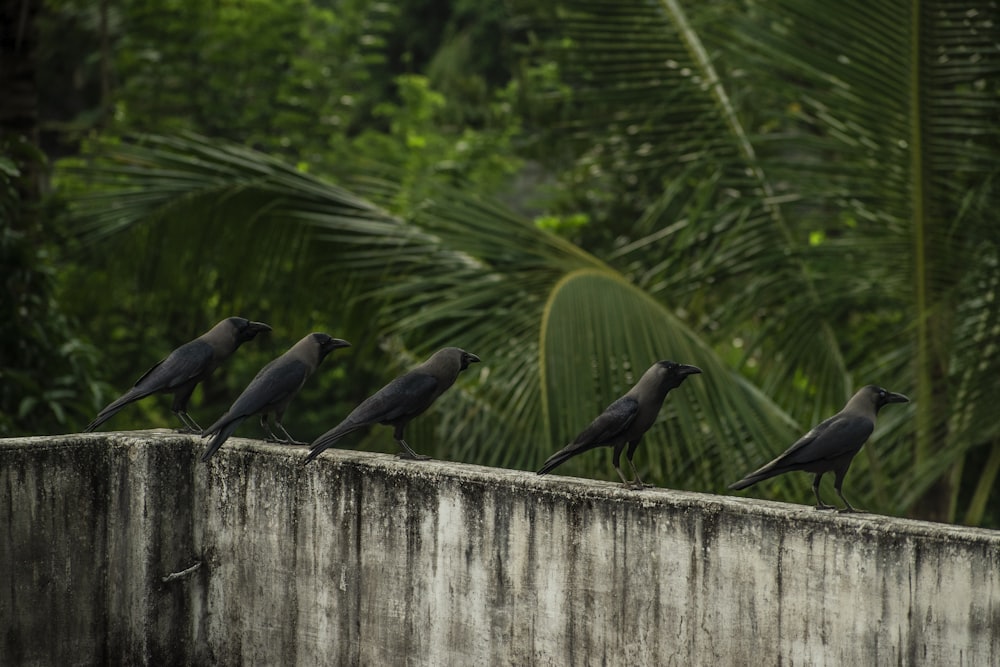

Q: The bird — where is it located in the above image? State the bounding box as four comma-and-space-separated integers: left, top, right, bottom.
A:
728, 385, 909, 512
85, 317, 272, 433
200, 333, 351, 462
304, 347, 481, 464
537, 360, 702, 488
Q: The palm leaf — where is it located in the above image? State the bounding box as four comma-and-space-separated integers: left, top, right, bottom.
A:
512, 0, 855, 420
513, 0, 999, 521
63, 0, 1000, 522
62, 132, 801, 495
727, 0, 1000, 521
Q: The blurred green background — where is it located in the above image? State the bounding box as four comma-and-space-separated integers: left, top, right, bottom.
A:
2, 0, 997, 526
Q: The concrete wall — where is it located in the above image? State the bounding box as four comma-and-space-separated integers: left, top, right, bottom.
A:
3, 432, 998, 665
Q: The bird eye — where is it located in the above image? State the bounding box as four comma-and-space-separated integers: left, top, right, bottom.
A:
879, 390, 886, 398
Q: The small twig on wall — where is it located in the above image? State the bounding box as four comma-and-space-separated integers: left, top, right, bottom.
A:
161, 561, 202, 584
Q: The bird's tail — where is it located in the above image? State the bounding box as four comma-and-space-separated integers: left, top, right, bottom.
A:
200, 418, 243, 462
303, 421, 362, 465
728, 465, 788, 490
537, 444, 584, 476
84, 389, 152, 432
200, 411, 231, 439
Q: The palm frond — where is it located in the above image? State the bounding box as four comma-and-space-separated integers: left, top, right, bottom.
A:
511, 0, 999, 521
62, 132, 803, 492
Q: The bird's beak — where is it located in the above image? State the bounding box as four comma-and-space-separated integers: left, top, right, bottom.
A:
466, 353, 481, 364
885, 391, 909, 404
327, 338, 351, 351
248, 321, 272, 334
678, 364, 702, 376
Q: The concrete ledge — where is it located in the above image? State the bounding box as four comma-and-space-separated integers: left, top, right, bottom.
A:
3, 432, 999, 665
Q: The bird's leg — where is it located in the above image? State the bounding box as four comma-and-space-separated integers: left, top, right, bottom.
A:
396, 439, 431, 461
834, 475, 862, 513
627, 458, 653, 489
175, 411, 192, 433
259, 415, 280, 441
613, 464, 633, 488
175, 411, 202, 434
260, 416, 286, 442
613, 446, 637, 489
836, 499, 859, 514
812, 473, 836, 510
172, 387, 201, 433
274, 421, 307, 446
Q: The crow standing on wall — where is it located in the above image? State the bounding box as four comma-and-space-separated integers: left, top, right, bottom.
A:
537, 360, 702, 488
200, 333, 351, 462
304, 347, 481, 464
85, 317, 272, 433
728, 385, 909, 512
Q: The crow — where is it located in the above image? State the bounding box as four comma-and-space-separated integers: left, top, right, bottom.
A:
538, 360, 702, 488
304, 347, 480, 463
200, 333, 351, 461
85, 317, 271, 432
729, 385, 909, 511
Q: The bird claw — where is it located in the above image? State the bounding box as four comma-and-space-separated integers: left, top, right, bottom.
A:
814, 503, 837, 511
837, 507, 864, 514
623, 481, 653, 490
266, 437, 308, 446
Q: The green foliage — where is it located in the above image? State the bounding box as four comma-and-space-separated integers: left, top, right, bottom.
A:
38, 0, 1000, 528
39, 0, 521, 167
0, 135, 101, 436
510, 0, 999, 524
135, 0, 378, 156
534, 212, 589, 236
61, 133, 801, 492
339, 73, 523, 195
42, 0, 526, 440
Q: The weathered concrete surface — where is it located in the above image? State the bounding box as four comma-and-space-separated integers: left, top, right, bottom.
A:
3, 432, 999, 665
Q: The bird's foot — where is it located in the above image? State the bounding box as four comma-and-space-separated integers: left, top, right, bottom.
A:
175, 412, 203, 433
837, 506, 864, 514
814, 503, 837, 511
266, 436, 307, 446
175, 426, 200, 435
396, 452, 431, 461
623, 481, 653, 490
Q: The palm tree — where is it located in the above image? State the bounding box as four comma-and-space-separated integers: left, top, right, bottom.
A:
64, 0, 999, 524
65, 132, 801, 491
512, 0, 999, 523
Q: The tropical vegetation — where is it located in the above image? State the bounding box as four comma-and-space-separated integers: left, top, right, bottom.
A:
2, 0, 997, 526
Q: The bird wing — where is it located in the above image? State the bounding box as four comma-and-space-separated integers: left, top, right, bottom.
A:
348, 371, 440, 426
133, 340, 215, 392
572, 395, 640, 447
305, 371, 440, 463
236, 358, 309, 415
200, 359, 311, 459
219, 359, 310, 423
776, 413, 874, 466
728, 413, 875, 489
536, 396, 639, 475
